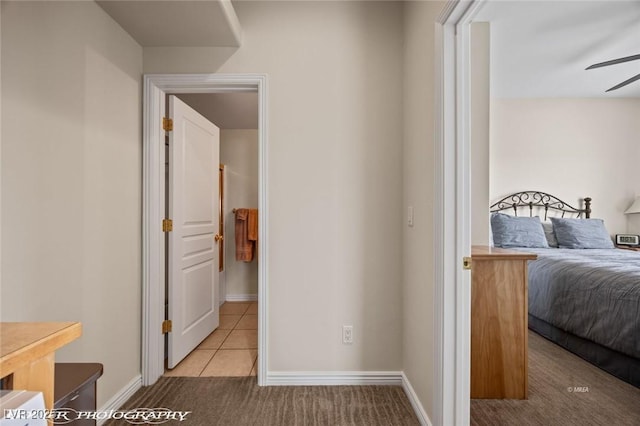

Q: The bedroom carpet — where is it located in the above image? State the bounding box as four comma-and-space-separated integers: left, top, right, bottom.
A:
471, 330, 640, 425
103, 377, 419, 426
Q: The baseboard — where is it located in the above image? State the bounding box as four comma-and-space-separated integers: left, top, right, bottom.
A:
226, 293, 258, 302
401, 372, 432, 426
94, 372, 428, 425
266, 370, 430, 424
266, 371, 403, 386
96, 374, 142, 426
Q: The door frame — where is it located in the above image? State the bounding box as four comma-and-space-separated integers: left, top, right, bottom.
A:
435, 1, 485, 424
141, 74, 268, 386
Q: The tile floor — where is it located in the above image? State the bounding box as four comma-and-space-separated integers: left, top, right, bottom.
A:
164, 301, 258, 377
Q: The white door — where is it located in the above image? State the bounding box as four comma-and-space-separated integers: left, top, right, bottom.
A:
168, 95, 220, 368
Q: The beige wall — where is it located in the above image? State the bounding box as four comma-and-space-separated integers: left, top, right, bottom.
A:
221, 130, 259, 298
470, 23, 491, 245
1, 1, 142, 408
1, 0, 448, 416
0, 2, 3, 288
402, 0, 445, 420
147, 1, 405, 372
491, 98, 640, 235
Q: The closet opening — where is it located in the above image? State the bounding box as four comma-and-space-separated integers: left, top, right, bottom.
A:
163, 92, 260, 378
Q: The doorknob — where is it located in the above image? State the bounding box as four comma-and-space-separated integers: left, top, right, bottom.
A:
214, 234, 223, 242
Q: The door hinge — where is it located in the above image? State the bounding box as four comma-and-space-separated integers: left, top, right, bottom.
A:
162, 219, 173, 232
463, 257, 472, 270
163, 117, 173, 132
162, 320, 172, 334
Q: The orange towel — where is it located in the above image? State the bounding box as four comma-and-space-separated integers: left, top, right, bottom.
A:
248, 209, 258, 242
235, 209, 253, 262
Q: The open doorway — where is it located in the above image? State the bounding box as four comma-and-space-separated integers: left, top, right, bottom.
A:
164, 92, 260, 378
439, 1, 640, 425
141, 74, 268, 387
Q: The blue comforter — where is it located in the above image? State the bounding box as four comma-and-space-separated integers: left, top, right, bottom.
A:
518, 248, 640, 359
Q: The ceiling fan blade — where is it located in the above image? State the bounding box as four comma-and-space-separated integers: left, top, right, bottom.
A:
606, 73, 640, 92
586, 54, 640, 70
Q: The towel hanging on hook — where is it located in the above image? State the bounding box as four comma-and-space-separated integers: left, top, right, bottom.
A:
234, 208, 258, 262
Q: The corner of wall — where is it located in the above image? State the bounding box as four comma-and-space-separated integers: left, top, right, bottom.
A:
401, 0, 445, 422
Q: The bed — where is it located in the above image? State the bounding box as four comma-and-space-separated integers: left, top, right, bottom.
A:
490, 191, 640, 388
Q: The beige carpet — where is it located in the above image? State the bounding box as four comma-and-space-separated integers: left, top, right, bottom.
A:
471, 331, 640, 425
104, 377, 419, 426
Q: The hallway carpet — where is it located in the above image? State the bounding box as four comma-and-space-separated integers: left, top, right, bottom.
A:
104, 377, 420, 426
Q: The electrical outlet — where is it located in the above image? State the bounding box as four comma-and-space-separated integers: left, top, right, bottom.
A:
342, 325, 353, 344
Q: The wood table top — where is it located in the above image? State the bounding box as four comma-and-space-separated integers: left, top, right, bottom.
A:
0, 322, 82, 377
472, 245, 538, 260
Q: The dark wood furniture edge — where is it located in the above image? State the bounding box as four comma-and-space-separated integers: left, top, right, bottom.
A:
54, 363, 103, 406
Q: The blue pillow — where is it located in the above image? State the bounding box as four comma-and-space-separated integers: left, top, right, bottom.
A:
490, 213, 549, 248
550, 218, 614, 249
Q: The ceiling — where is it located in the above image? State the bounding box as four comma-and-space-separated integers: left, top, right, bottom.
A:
176, 93, 259, 129
96, 0, 241, 47
475, 1, 640, 98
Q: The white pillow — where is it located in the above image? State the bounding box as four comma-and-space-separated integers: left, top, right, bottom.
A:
541, 221, 559, 248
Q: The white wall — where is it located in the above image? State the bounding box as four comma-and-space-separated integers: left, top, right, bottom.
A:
1, 1, 142, 408
221, 129, 259, 299
403, 0, 445, 421
146, 1, 405, 372
632, 142, 640, 234
491, 98, 640, 235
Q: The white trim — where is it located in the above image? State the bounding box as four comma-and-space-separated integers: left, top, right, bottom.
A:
256, 74, 269, 388
142, 74, 269, 387
433, 21, 447, 426
266, 371, 403, 386
96, 375, 142, 426
454, 8, 471, 426
433, 13, 459, 426
225, 293, 258, 302
401, 372, 432, 426
435, 1, 485, 425
141, 78, 166, 386
254, 371, 433, 425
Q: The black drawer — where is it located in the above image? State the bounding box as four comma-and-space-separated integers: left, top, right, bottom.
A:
54, 363, 103, 426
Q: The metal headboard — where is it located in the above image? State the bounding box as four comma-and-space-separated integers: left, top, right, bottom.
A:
490, 191, 591, 220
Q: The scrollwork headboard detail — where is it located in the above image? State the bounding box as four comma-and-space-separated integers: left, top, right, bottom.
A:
490, 191, 591, 220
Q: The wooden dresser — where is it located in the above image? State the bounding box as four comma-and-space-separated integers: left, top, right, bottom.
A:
0, 322, 82, 410
470, 246, 537, 399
